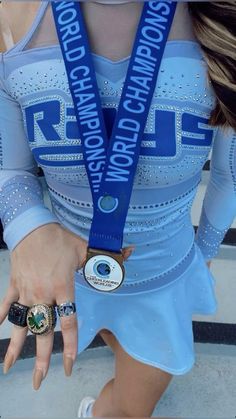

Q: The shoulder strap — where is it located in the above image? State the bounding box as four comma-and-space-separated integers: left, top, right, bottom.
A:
3, 1, 49, 54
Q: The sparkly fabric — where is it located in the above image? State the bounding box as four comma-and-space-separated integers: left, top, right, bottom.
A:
0, 2, 236, 374
0, 174, 58, 249
195, 207, 228, 260
229, 135, 236, 193
0, 174, 43, 228
195, 128, 236, 259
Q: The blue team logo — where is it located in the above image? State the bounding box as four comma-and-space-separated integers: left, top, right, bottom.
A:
94, 260, 111, 278
24, 99, 214, 167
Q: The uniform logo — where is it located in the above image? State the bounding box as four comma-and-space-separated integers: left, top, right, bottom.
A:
24, 100, 214, 167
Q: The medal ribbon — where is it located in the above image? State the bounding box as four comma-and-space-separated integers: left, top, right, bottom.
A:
52, 1, 176, 253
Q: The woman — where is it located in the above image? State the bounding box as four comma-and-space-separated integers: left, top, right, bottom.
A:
0, 1, 236, 417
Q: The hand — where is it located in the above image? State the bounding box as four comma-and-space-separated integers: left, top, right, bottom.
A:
0, 223, 87, 390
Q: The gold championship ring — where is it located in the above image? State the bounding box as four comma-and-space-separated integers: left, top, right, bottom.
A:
27, 304, 57, 335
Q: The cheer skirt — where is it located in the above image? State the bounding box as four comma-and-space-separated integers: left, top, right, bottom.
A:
74, 242, 217, 375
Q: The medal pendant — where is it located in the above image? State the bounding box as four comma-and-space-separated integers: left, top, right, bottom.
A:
83, 248, 125, 292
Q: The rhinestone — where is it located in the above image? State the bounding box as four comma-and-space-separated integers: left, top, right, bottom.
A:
0, 175, 45, 229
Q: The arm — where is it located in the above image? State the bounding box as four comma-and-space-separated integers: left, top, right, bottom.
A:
195, 126, 236, 260
0, 70, 88, 388
0, 75, 60, 250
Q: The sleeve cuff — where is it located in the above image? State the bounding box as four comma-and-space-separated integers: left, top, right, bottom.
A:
3, 205, 60, 251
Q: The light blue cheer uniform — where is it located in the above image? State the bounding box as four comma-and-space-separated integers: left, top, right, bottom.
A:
0, 2, 236, 374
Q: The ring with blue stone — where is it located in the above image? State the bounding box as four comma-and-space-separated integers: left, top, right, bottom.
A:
56, 301, 76, 317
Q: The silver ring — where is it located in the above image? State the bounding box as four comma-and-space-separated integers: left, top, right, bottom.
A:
56, 301, 76, 317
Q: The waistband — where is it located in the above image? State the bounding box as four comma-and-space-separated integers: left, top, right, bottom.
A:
47, 172, 201, 209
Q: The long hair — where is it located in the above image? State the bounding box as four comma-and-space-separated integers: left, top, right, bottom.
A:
188, 1, 236, 130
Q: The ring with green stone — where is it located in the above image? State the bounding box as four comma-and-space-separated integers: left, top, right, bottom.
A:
26, 304, 57, 335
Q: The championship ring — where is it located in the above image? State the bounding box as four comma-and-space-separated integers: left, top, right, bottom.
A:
83, 248, 125, 292
8, 302, 29, 328
57, 301, 76, 317
26, 304, 57, 336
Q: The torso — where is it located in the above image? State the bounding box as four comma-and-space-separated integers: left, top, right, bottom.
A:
0, 0, 217, 283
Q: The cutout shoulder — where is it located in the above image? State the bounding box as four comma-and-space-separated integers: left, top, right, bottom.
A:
0, 2, 40, 52
0, 4, 14, 52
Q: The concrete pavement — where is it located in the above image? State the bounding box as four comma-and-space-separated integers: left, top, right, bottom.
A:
0, 343, 236, 418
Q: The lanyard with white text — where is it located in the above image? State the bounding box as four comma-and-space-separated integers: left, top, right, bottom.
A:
52, 1, 177, 291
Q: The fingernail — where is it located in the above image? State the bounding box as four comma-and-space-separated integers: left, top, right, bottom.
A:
3, 353, 14, 374
33, 368, 44, 390
64, 355, 74, 377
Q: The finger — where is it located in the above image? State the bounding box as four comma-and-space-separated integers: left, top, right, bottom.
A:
0, 286, 19, 325
3, 323, 28, 374
2, 295, 28, 374
60, 312, 78, 376
56, 292, 78, 377
33, 330, 54, 391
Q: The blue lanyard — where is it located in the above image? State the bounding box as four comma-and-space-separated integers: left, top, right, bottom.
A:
52, 1, 176, 253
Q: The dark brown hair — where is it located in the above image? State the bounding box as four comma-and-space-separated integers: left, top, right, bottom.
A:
188, 1, 236, 130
